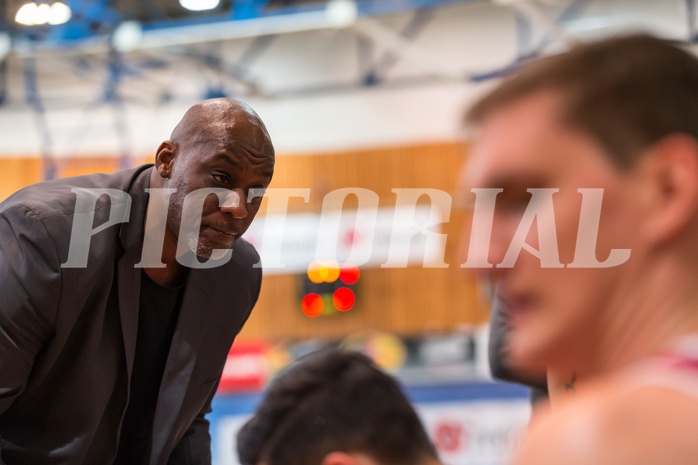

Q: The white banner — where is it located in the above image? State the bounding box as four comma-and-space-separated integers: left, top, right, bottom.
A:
243, 205, 448, 274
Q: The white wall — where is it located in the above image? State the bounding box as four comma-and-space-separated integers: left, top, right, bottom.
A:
0, 0, 690, 159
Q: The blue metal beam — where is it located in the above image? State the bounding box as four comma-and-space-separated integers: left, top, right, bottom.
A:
687, 0, 696, 42
360, 8, 434, 86
67, 0, 122, 37
23, 55, 57, 180
251, 0, 476, 19
16, 0, 479, 45
231, 0, 271, 20
0, 60, 6, 107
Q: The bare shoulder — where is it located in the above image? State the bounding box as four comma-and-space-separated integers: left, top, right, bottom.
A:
514, 377, 698, 465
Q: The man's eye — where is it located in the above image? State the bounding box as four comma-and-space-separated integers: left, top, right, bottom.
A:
248, 187, 267, 201
498, 191, 532, 213
212, 174, 231, 185
502, 197, 530, 210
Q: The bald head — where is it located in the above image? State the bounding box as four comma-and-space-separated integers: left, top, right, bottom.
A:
149, 98, 275, 272
170, 98, 274, 161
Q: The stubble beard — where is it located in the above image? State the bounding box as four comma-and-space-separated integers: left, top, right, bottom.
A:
186, 232, 231, 261
169, 189, 232, 261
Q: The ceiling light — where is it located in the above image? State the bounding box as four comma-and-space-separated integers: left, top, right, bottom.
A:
36, 3, 51, 24
15, 3, 38, 25
179, 0, 220, 12
326, 0, 357, 27
15, 2, 72, 26
112, 21, 143, 52
48, 2, 72, 25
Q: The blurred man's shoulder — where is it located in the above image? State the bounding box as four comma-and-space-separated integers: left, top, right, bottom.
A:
516, 371, 698, 465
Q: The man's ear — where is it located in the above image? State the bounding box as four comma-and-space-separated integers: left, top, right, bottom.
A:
641, 134, 698, 245
154, 140, 177, 178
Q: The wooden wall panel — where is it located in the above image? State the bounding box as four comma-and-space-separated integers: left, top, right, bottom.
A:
241, 266, 488, 341
0, 158, 43, 201
0, 142, 489, 343
0, 156, 153, 201
238, 141, 489, 343
58, 157, 122, 178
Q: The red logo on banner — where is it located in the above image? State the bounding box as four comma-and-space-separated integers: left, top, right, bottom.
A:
434, 421, 467, 453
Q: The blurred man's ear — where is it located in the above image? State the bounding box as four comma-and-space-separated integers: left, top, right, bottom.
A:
640, 134, 698, 245
321, 452, 379, 465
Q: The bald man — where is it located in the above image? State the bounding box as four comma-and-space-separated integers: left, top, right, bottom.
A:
0, 99, 274, 464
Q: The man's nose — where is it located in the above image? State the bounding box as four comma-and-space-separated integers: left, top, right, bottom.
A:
220, 189, 248, 219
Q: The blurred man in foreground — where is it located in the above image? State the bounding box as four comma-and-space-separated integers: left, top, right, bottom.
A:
463, 34, 698, 464
237, 350, 442, 465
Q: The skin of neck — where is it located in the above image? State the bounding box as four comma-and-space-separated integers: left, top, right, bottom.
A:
571, 245, 698, 381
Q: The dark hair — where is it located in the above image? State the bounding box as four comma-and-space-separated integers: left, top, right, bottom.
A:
236, 349, 438, 465
466, 34, 698, 168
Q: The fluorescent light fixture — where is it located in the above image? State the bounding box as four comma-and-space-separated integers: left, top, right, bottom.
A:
49, 2, 72, 25
15, 1, 72, 26
179, 0, 220, 12
15, 3, 38, 25
36, 3, 51, 24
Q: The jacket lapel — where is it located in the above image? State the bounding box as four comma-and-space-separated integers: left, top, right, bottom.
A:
117, 246, 142, 385
117, 168, 151, 401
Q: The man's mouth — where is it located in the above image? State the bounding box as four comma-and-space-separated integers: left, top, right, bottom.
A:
499, 292, 536, 327
203, 224, 240, 237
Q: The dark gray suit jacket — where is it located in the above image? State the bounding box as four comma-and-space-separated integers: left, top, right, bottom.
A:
0, 165, 262, 464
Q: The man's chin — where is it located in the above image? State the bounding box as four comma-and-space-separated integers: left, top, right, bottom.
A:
198, 236, 239, 257
509, 335, 555, 379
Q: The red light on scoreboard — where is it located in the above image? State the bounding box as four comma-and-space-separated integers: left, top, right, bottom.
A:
339, 265, 360, 285
301, 293, 324, 318
301, 261, 359, 317
333, 287, 355, 312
